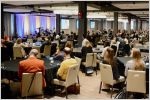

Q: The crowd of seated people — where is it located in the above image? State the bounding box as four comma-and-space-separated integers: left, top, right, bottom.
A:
1, 30, 79, 61
1, 28, 148, 62
1, 28, 149, 98
2, 28, 148, 60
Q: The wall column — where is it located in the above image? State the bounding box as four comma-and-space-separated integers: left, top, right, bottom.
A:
78, 1, 87, 47
111, 21, 113, 29
56, 14, 61, 34
100, 19, 103, 30
128, 16, 131, 34
113, 12, 118, 37
140, 20, 142, 30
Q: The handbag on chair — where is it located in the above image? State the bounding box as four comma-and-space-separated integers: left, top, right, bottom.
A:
67, 83, 80, 94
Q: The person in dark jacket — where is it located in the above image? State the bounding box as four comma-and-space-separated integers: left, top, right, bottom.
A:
40, 37, 51, 53
123, 38, 131, 56
3, 36, 14, 60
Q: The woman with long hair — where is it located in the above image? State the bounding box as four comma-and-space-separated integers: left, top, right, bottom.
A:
125, 48, 146, 98
125, 48, 145, 76
102, 47, 121, 91
81, 40, 93, 62
103, 47, 120, 80
14, 38, 26, 57
65, 41, 73, 51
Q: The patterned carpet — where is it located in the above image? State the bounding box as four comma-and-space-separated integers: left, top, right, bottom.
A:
45, 71, 117, 99
8, 70, 148, 99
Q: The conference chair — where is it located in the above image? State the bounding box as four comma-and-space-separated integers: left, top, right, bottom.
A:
43, 45, 51, 56
53, 64, 78, 99
99, 63, 125, 98
82, 53, 97, 75
126, 70, 146, 98
21, 72, 43, 98
145, 42, 149, 45
75, 57, 82, 85
13, 47, 23, 60
115, 41, 120, 57
141, 52, 149, 58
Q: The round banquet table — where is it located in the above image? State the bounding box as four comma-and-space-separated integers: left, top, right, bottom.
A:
1, 57, 62, 95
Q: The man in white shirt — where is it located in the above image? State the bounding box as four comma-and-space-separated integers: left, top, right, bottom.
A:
82, 34, 89, 47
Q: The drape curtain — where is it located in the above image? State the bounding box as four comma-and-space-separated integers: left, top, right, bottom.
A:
4, 13, 14, 37
16, 14, 56, 38
40, 16, 47, 29
29, 15, 36, 35
4, 13, 56, 38
50, 17, 56, 31
16, 14, 24, 38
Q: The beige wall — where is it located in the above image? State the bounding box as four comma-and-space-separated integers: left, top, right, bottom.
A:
142, 21, 149, 31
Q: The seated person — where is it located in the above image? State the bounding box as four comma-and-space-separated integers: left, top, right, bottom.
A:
81, 40, 93, 72
110, 40, 117, 56
123, 38, 130, 56
18, 49, 46, 88
125, 48, 145, 98
101, 41, 110, 58
81, 40, 93, 62
14, 38, 26, 57
65, 41, 74, 58
57, 47, 77, 81
3, 36, 14, 60
40, 37, 51, 53
82, 34, 89, 47
53, 45, 65, 61
102, 47, 123, 91
50, 43, 57, 56
125, 48, 145, 76
102, 47, 120, 80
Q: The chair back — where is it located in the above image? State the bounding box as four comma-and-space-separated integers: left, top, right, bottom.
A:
21, 72, 43, 97
145, 42, 149, 45
126, 70, 146, 93
141, 52, 149, 58
65, 64, 78, 87
85, 53, 97, 67
75, 57, 81, 74
100, 63, 114, 85
43, 45, 51, 56
32, 46, 41, 58
115, 41, 120, 57
13, 46, 23, 59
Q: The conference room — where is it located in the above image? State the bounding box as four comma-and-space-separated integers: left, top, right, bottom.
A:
1, 1, 149, 99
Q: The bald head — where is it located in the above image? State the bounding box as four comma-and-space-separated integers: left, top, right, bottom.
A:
64, 47, 71, 55
29, 49, 39, 57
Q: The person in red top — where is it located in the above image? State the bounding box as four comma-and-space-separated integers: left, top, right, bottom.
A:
18, 49, 46, 88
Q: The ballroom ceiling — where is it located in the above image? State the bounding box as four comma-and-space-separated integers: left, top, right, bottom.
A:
2, 1, 149, 20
